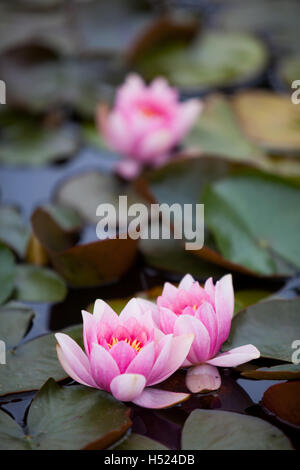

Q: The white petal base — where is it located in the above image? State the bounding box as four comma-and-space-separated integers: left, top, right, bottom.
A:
133, 388, 190, 409
186, 364, 221, 393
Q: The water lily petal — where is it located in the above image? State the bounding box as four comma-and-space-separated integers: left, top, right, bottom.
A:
126, 341, 155, 377
174, 315, 210, 364
215, 274, 234, 347
90, 343, 120, 390
81, 310, 98, 357
55, 333, 96, 387
110, 373, 146, 402
110, 341, 137, 373
178, 273, 195, 290
93, 299, 119, 327
206, 345, 260, 367
186, 364, 221, 393
150, 334, 194, 386
132, 388, 190, 409
158, 307, 177, 334
196, 302, 218, 357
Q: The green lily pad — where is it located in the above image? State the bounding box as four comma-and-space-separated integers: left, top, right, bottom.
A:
54, 170, 147, 225
135, 31, 267, 91
0, 112, 80, 166
182, 409, 293, 450
242, 364, 300, 380
14, 264, 67, 303
233, 91, 300, 156
0, 245, 15, 305
115, 433, 168, 450
276, 56, 300, 89
140, 236, 227, 281
0, 206, 30, 257
0, 303, 34, 349
0, 379, 131, 450
0, 410, 29, 450
0, 45, 113, 116
0, 311, 83, 396
234, 289, 273, 315
0, 0, 153, 58
183, 94, 264, 161
224, 298, 300, 362
144, 156, 298, 276
203, 173, 300, 275
215, 0, 300, 56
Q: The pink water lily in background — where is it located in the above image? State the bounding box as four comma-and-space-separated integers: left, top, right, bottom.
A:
97, 74, 202, 179
55, 299, 194, 408
151, 274, 260, 393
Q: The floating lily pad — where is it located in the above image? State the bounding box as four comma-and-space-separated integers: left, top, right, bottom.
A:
54, 170, 147, 225
203, 173, 300, 275
134, 31, 267, 92
31, 205, 138, 287
262, 381, 300, 426
0, 379, 131, 450
182, 409, 293, 449
0, 311, 82, 396
234, 290, 273, 315
0, 303, 34, 349
275, 56, 300, 89
233, 91, 300, 156
0, 113, 80, 166
242, 364, 300, 380
140, 236, 227, 281
14, 264, 67, 303
144, 156, 299, 276
115, 433, 168, 450
224, 298, 300, 362
0, 206, 30, 257
0, 45, 114, 116
183, 94, 264, 161
215, 0, 300, 55
0, 245, 16, 305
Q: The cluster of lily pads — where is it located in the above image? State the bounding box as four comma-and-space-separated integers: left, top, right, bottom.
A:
0, 0, 300, 451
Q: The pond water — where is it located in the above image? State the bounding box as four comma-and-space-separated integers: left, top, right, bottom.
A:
0, 149, 299, 449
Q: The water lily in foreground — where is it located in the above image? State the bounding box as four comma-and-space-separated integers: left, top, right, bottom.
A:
97, 74, 202, 179
152, 274, 260, 393
55, 299, 194, 408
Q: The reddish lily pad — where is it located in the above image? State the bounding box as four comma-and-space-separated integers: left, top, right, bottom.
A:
242, 364, 300, 380
0, 379, 131, 450
233, 91, 300, 156
31, 205, 138, 287
262, 381, 300, 426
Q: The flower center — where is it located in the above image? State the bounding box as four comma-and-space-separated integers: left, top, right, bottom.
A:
108, 337, 142, 352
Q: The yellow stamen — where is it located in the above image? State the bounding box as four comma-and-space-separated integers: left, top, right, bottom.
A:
108, 337, 142, 352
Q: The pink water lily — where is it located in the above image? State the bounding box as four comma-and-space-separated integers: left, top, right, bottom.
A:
97, 74, 201, 179
55, 298, 194, 408
151, 274, 260, 393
